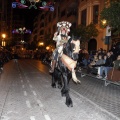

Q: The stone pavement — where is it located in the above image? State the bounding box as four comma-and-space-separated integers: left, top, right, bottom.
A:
0, 59, 119, 120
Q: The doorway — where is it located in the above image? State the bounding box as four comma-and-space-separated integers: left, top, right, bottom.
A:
88, 39, 97, 52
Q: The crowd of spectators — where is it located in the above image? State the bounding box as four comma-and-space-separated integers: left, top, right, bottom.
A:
0, 49, 13, 72
78, 45, 120, 80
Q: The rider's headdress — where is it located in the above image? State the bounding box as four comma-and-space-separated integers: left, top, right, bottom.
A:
57, 21, 72, 34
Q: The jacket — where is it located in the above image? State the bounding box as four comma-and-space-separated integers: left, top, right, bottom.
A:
104, 56, 113, 67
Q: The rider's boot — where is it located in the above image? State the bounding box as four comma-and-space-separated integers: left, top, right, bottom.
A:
49, 60, 56, 73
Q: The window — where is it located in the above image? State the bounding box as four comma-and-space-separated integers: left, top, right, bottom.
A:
40, 22, 44, 27
40, 30, 44, 35
93, 5, 99, 24
67, 9, 77, 17
81, 9, 87, 26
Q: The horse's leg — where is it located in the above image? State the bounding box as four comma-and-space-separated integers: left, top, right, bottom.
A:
66, 91, 73, 107
51, 72, 56, 88
66, 74, 73, 107
57, 72, 62, 89
61, 73, 73, 107
61, 74, 68, 96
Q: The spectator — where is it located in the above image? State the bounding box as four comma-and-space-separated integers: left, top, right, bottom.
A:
96, 55, 107, 78
97, 51, 114, 79
82, 48, 89, 68
109, 51, 116, 61
113, 55, 120, 70
107, 55, 120, 81
87, 55, 98, 74
13, 52, 19, 62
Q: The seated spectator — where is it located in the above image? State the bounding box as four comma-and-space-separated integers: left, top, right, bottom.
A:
109, 50, 116, 61
93, 55, 105, 67
98, 48, 104, 57
97, 55, 107, 78
107, 55, 120, 81
89, 55, 98, 65
113, 55, 120, 70
97, 51, 114, 79
87, 55, 98, 74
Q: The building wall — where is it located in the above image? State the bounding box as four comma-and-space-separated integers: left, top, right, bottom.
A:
78, 0, 108, 50
31, 0, 109, 51
32, 0, 78, 46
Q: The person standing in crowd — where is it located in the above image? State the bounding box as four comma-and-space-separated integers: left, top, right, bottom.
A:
113, 55, 120, 70
13, 52, 19, 63
97, 51, 114, 79
107, 55, 120, 81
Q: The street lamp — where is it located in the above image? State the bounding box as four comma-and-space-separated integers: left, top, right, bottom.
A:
46, 46, 50, 50
38, 42, 44, 51
39, 42, 44, 46
102, 19, 107, 26
1, 33, 6, 47
2, 34, 6, 39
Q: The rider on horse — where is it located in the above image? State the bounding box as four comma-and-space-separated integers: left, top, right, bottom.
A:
49, 21, 72, 73
49, 21, 80, 84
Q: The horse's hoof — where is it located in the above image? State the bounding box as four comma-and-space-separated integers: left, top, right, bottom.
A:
51, 84, 56, 88
61, 92, 66, 97
73, 80, 81, 84
77, 80, 81, 84
58, 85, 62, 89
65, 103, 73, 107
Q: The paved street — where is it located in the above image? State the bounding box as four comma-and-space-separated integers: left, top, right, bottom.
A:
0, 59, 120, 120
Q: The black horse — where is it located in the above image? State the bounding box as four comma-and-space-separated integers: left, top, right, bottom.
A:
51, 37, 80, 107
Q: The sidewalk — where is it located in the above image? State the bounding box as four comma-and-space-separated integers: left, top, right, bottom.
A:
70, 69, 120, 119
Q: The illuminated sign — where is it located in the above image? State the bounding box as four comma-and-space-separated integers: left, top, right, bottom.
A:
12, 0, 55, 11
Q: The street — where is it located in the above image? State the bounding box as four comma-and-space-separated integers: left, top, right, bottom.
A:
0, 59, 120, 120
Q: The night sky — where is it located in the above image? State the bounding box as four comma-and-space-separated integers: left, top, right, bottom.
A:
13, 8, 40, 31
12, 0, 55, 31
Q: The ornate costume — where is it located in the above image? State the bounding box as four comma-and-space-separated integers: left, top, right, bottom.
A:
49, 21, 72, 73
50, 21, 80, 84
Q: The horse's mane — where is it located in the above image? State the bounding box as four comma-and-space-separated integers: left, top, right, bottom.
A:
63, 35, 80, 58
63, 38, 73, 58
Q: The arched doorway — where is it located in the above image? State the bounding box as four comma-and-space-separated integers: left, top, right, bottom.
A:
88, 39, 97, 52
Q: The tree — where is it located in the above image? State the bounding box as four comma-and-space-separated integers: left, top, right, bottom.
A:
86, 23, 99, 41
100, 0, 120, 35
71, 23, 98, 44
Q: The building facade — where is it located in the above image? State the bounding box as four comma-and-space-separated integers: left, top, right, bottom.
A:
31, 0, 110, 51
78, 0, 108, 51
32, 0, 78, 49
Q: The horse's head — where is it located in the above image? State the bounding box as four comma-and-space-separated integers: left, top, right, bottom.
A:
64, 36, 80, 61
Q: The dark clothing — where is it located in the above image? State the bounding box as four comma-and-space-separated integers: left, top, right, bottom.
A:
111, 54, 117, 61
0, 59, 3, 67
13, 53, 18, 59
104, 56, 113, 67
114, 60, 120, 70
